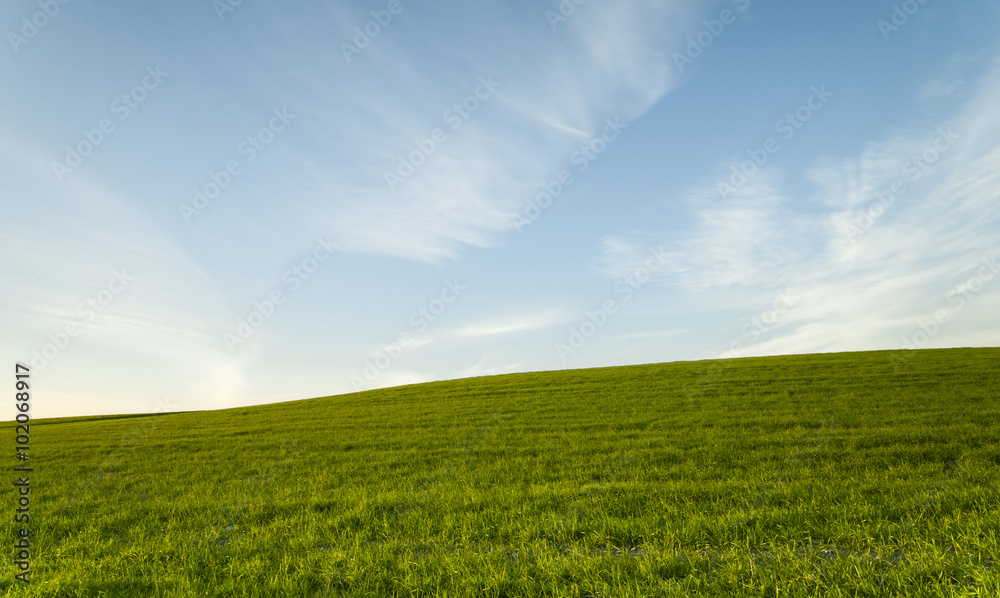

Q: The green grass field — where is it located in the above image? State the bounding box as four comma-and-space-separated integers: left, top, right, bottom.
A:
4, 348, 999, 597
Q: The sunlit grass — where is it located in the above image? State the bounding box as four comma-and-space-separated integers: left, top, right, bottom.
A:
4, 348, 999, 596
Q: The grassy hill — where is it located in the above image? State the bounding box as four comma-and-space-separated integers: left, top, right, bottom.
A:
4, 348, 1000, 597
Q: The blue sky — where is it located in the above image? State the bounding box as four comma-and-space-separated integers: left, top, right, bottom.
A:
2, 0, 999, 418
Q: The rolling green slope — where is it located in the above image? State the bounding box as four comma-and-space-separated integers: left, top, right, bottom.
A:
4, 348, 1000, 597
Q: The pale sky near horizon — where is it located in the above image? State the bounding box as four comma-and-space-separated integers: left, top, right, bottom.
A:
2, 0, 999, 418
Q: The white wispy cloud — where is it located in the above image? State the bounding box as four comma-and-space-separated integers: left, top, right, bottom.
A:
601, 174, 801, 292
455, 310, 568, 338
271, 0, 717, 263
601, 53, 1000, 355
